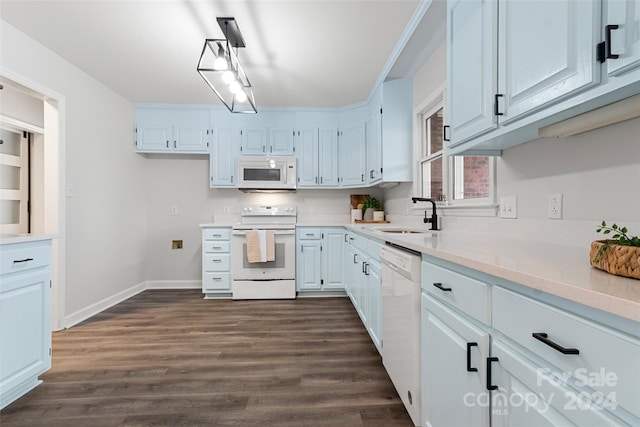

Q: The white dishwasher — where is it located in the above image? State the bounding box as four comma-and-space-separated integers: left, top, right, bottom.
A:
381, 243, 422, 427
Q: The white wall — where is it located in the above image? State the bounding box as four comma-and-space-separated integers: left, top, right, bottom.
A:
1, 22, 148, 319
142, 155, 382, 281
384, 40, 640, 243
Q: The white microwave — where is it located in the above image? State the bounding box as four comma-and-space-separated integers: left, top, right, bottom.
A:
238, 156, 297, 190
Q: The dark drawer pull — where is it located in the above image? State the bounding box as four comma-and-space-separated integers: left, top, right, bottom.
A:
486, 357, 499, 390
433, 282, 452, 292
13, 258, 34, 263
532, 332, 579, 355
467, 342, 478, 372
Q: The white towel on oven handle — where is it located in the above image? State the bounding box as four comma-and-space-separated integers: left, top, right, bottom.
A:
246, 229, 275, 263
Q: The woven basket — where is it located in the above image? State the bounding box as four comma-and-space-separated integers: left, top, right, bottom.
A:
590, 240, 640, 280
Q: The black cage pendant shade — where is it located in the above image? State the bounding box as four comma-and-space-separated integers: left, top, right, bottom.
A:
197, 17, 257, 113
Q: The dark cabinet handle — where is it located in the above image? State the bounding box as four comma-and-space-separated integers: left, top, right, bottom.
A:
467, 342, 478, 372
433, 282, 452, 292
364, 263, 370, 276
486, 357, 499, 390
443, 125, 451, 142
362, 261, 367, 273
370, 170, 374, 179
605, 24, 620, 59
344, 234, 348, 243
494, 94, 504, 116
532, 333, 579, 355
13, 258, 34, 263
353, 254, 358, 264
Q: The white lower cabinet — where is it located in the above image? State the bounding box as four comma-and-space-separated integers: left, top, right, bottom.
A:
343, 230, 382, 353
201, 227, 232, 297
295, 227, 345, 294
421, 256, 638, 427
422, 295, 490, 427
0, 239, 52, 410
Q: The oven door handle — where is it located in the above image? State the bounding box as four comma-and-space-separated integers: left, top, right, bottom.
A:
232, 229, 296, 236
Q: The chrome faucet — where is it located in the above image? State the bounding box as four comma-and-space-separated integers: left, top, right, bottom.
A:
411, 197, 439, 230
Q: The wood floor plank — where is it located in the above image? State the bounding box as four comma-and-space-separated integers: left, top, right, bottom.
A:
0, 290, 412, 426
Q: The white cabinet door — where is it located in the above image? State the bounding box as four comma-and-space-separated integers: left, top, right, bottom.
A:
447, 0, 498, 146
606, 0, 640, 76
422, 295, 490, 427
366, 261, 381, 351
318, 129, 339, 187
498, 0, 600, 124
269, 128, 295, 156
240, 128, 267, 155
491, 340, 623, 427
136, 107, 173, 152
323, 229, 345, 290
172, 109, 210, 152
210, 127, 240, 187
0, 272, 51, 409
338, 124, 366, 187
295, 129, 319, 187
296, 240, 322, 291
366, 114, 382, 185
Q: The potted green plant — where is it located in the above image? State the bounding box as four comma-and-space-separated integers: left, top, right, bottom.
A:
590, 221, 640, 280
361, 196, 382, 221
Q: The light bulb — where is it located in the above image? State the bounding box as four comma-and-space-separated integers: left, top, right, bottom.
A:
222, 71, 235, 84
235, 90, 247, 103
213, 56, 228, 71
229, 80, 241, 94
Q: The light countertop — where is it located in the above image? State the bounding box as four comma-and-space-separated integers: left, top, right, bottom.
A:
348, 224, 640, 323
197, 220, 639, 321
0, 234, 55, 245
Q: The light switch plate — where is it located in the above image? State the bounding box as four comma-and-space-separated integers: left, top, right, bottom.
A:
500, 196, 517, 219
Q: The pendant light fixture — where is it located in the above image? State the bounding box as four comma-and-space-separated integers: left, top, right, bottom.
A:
197, 17, 257, 113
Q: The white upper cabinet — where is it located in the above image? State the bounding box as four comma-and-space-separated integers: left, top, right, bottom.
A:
445, 0, 640, 155
295, 128, 319, 187
606, 0, 640, 76
446, 0, 498, 146
295, 111, 339, 187
210, 111, 240, 187
497, 0, 600, 124
239, 111, 295, 156
135, 106, 210, 153
338, 105, 367, 187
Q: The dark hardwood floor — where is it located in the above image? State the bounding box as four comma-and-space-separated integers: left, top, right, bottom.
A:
1, 290, 413, 426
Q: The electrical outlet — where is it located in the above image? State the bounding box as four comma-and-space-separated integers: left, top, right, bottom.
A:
548, 193, 563, 219
223, 206, 231, 215
171, 205, 178, 215
499, 196, 517, 219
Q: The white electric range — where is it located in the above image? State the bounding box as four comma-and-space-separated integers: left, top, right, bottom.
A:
231, 204, 297, 299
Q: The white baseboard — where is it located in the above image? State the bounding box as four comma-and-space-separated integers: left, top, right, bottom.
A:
145, 280, 201, 289
63, 282, 146, 328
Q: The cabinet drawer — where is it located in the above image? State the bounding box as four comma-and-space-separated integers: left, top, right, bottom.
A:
350, 232, 367, 251
203, 272, 231, 291
297, 228, 321, 240
203, 241, 230, 253
203, 254, 230, 271
366, 238, 383, 262
422, 262, 490, 325
203, 228, 231, 240
0, 241, 52, 275
493, 286, 640, 419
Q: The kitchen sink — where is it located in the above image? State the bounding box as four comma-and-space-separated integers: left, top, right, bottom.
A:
374, 228, 428, 234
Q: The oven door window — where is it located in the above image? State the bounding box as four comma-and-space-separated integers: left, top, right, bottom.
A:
241, 242, 286, 268
243, 168, 281, 182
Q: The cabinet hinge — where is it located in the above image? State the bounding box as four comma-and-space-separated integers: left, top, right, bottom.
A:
494, 94, 504, 116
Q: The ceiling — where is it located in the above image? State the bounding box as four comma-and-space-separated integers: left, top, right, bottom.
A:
0, 0, 439, 109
